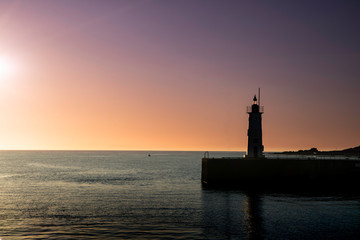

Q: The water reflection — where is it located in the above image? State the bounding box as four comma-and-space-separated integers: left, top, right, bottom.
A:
202, 186, 360, 240
201, 189, 264, 240
243, 193, 264, 240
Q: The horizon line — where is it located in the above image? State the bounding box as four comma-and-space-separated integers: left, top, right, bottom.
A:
0, 149, 247, 152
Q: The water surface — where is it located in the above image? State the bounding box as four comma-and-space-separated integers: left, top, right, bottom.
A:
0, 151, 359, 239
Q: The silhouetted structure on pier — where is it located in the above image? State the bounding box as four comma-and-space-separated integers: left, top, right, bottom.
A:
246, 90, 264, 158
202, 90, 360, 190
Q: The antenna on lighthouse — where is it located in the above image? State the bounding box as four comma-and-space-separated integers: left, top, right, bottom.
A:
258, 88, 261, 106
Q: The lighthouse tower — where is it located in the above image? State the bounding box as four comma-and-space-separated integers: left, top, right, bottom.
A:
246, 90, 264, 158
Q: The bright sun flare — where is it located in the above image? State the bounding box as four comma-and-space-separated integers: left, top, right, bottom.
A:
0, 56, 16, 78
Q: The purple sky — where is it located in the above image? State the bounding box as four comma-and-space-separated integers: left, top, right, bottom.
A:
0, 0, 359, 150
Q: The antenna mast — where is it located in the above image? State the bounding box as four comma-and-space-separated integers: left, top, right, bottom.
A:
258, 88, 261, 106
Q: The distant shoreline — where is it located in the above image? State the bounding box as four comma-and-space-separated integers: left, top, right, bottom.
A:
277, 146, 360, 156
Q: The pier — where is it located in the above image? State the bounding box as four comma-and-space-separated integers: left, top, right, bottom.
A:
201, 90, 360, 190
202, 156, 360, 190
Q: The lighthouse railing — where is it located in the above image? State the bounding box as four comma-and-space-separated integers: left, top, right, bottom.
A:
246, 106, 264, 113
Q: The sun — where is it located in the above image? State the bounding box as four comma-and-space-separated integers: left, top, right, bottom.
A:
0, 56, 16, 78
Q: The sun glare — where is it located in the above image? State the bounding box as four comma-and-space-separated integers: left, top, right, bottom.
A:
0, 56, 17, 78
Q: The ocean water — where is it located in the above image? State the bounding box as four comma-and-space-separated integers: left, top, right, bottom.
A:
0, 151, 359, 239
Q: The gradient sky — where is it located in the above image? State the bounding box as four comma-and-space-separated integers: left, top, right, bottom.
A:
0, 0, 359, 151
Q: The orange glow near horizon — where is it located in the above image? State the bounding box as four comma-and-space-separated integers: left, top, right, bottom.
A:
0, 1, 359, 152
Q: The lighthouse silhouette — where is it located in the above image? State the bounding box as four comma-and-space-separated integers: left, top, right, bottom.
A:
246, 89, 264, 158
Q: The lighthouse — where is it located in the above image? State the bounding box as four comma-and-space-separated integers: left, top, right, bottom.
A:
246, 89, 264, 158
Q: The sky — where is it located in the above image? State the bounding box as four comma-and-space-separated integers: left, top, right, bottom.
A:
0, 0, 359, 151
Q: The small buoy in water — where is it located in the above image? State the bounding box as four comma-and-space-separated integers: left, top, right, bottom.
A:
148, 154, 151, 157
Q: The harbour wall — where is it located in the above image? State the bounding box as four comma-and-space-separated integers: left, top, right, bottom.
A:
202, 157, 360, 190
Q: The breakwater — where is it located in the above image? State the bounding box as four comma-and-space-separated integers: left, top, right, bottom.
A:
202, 157, 360, 190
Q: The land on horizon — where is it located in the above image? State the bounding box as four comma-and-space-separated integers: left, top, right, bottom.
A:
278, 146, 360, 156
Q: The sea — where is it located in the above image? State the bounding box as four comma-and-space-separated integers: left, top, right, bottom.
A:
0, 151, 359, 239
